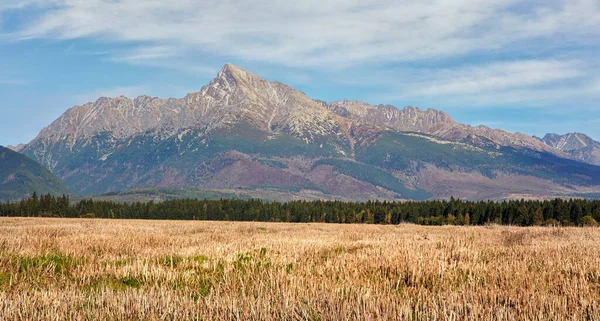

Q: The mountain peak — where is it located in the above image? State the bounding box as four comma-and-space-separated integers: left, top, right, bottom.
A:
216, 63, 255, 83
221, 63, 242, 72
5, 144, 25, 152
540, 132, 600, 165
542, 132, 598, 150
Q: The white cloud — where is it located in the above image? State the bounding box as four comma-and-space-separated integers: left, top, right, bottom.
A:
358, 58, 600, 108
591, 79, 600, 91
0, 1, 53, 11
2, 0, 600, 118
108, 46, 219, 75
407, 59, 585, 96
111, 45, 180, 62
3, 0, 600, 68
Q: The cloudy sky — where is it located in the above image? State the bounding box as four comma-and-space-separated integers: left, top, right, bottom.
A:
1, 0, 600, 146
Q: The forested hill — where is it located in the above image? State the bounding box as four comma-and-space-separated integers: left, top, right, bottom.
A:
0, 146, 70, 201
1, 195, 599, 227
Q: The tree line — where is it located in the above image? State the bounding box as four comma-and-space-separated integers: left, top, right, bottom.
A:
0, 193, 599, 226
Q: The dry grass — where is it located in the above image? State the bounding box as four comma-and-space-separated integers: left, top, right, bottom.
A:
0, 218, 599, 320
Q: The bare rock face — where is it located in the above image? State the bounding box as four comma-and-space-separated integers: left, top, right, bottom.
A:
188, 63, 345, 141
37, 64, 343, 143
5, 144, 24, 152
32, 64, 347, 149
540, 133, 600, 165
323, 100, 561, 155
30, 95, 185, 149
324, 100, 455, 131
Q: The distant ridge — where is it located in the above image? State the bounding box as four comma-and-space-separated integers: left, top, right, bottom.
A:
0, 145, 70, 201
6, 144, 24, 152
539, 133, 600, 165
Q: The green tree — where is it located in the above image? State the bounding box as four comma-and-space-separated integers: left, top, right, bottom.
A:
364, 209, 375, 224
532, 208, 543, 226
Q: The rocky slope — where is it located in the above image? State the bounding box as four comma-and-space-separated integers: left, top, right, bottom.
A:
0, 146, 70, 201
19, 64, 600, 200
33, 64, 345, 146
323, 100, 561, 154
539, 133, 600, 165
27, 64, 353, 172
6, 144, 25, 152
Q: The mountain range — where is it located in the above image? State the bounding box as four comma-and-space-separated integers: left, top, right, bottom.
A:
6, 64, 600, 201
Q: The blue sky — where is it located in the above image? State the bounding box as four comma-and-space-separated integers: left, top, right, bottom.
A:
1, 0, 600, 146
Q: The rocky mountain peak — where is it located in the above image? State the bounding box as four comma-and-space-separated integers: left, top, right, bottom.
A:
210, 63, 262, 91
5, 144, 25, 152
540, 132, 600, 165
218, 63, 247, 78
28, 63, 349, 155
542, 133, 598, 151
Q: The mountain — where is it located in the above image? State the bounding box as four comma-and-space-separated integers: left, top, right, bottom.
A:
0, 146, 70, 201
19, 64, 600, 201
539, 133, 600, 166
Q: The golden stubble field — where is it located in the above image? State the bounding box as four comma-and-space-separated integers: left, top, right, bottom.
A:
0, 218, 598, 320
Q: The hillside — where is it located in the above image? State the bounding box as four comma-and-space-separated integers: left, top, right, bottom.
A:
0, 146, 70, 201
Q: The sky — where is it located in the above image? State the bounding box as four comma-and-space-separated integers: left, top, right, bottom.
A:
1, 0, 600, 146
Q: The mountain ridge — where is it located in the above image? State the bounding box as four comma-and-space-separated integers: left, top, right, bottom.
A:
322, 99, 562, 155
539, 133, 600, 165
19, 64, 600, 200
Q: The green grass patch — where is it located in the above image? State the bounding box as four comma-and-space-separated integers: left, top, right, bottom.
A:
84, 275, 144, 292
191, 255, 210, 264
158, 255, 184, 268
14, 252, 81, 276
0, 272, 11, 288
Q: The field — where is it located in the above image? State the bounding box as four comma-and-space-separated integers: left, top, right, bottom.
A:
0, 218, 599, 320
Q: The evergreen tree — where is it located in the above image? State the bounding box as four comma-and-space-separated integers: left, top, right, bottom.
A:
532, 208, 543, 226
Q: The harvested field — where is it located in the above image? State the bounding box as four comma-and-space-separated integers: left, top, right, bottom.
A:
0, 218, 598, 320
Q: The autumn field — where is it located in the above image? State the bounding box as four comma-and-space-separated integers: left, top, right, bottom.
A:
0, 218, 598, 320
